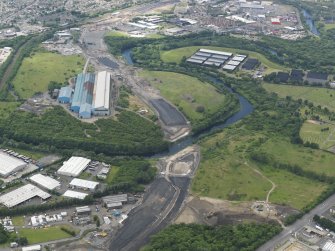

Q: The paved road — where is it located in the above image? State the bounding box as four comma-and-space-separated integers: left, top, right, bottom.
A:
257, 193, 335, 251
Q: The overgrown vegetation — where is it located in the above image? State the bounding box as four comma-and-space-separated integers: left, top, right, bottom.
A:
143, 223, 281, 251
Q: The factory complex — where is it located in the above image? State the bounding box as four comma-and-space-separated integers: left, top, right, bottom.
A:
186, 49, 253, 71
58, 70, 113, 119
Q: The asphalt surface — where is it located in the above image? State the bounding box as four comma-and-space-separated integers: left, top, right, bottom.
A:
150, 99, 188, 126
109, 177, 190, 251
257, 193, 335, 251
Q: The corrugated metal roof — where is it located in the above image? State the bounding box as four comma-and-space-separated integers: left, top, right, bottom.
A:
93, 71, 111, 111
57, 156, 91, 177
63, 190, 88, 200
71, 73, 95, 110
30, 174, 61, 190
70, 178, 99, 190
58, 86, 73, 99
0, 151, 26, 176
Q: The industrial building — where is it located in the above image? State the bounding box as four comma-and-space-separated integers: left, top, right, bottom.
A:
69, 178, 99, 191
306, 72, 329, 84
103, 194, 128, 209
70, 73, 95, 117
242, 58, 260, 70
29, 174, 61, 191
57, 156, 91, 177
290, 69, 304, 82
0, 184, 51, 208
276, 72, 290, 83
63, 190, 88, 200
22, 245, 42, 251
58, 86, 73, 103
76, 206, 91, 215
92, 71, 111, 116
0, 151, 27, 177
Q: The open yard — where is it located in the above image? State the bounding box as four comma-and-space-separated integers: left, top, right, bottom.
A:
160, 46, 287, 73
139, 71, 228, 123
192, 128, 328, 210
19, 225, 75, 244
13, 51, 85, 99
300, 121, 335, 150
263, 83, 335, 112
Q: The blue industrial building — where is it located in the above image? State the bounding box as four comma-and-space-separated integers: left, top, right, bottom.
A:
79, 103, 92, 119
70, 73, 95, 118
58, 86, 73, 103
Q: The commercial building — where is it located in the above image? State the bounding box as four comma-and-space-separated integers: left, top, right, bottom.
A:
58, 86, 73, 103
92, 71, 111, 116
69, 178, 99, 191
0, 151, 27, 177
0, 184, 51, 208
70, 73, 95, 117
57, 156, 91, 177
29, 174, 61, 191
63, 190, 88, 200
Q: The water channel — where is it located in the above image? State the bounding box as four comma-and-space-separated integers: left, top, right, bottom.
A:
302, 9, 320, 36
121, 49, 254, 156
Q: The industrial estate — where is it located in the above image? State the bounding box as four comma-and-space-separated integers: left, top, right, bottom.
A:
0, 0, 335, 250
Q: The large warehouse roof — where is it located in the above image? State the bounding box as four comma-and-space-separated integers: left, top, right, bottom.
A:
70, 178, 99, 190
29, 174, 61, 190
63, 190, 88, 200
199, 49, 232, 57
0, 151, 27, 177
93, 71, 111, 111
71, 73, 95, 111
0, 184, 51, 208
57, 156, 91, 177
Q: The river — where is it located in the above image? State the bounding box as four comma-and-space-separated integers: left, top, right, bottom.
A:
121, 49, 254, 156
302, 9, 320, 36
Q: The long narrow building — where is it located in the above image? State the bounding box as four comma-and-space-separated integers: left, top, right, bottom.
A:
92, 71, 112, 116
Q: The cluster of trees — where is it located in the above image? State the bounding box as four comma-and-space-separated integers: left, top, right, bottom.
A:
313, 215, 335, 232
60, 226, 76, 237
144, 223, 281, 251
0, 107, 167, 156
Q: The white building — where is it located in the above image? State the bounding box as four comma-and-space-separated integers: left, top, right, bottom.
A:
0, 184, 51, 208
323, 240, 335, 251
57, 156, 91, 177
63, 190, 88, 200
92, 71, 111, 116
29, 174, 61, 190
69, 178, 99, 191
0, 151, 27, 177
22, 245, 42, 251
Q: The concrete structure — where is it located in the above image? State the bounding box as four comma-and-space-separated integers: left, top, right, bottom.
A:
0, 184, 51, 208
57, 156, 91, 177
22, 245, 42, 251
63, 190, 88, 200
29, 174, 61, 191
69, 178, 99, 191
0, 151, 27, 177
92, 71, 111, 116
58, 86, 73, 103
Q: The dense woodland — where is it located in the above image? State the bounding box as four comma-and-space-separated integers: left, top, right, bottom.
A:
0, 107, 167, 156
144, 223, 281, 251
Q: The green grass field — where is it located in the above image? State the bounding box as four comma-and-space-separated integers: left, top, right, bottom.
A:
263, 83, 335, 112
139, 71, 227, 122
0, 102, 20, 120
106, 166, 120, 184
192, 128, 330, 210
106, 31, 129, 37
13, 52, 85, 99
300, 121, 335, 150
12, 216, 25, 226
160, 46, 287, 73
258, 137, 335, 177
19, 225, 74, 244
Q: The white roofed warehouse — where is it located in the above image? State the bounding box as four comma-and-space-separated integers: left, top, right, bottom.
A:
0, 151, 27, 177
0, 184, 51, 208
70, 178, 99, 191
63, 190, 88, 200
57, 156, 91, 177
29, 174, 61, 191
92, 71, 112, 116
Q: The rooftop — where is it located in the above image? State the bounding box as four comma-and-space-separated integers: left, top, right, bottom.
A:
70, 178, 99, 190
0, 151, 27, 176
29, 174, 61, 191
63, 190, 88, 200
57, 156, 91, 177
